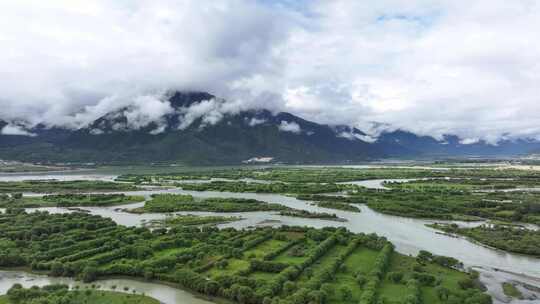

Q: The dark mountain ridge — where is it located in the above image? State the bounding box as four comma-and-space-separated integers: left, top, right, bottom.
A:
1, 91, 538, 164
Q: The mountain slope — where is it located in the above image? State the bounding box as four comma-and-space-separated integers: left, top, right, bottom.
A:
1, 92, 539, 164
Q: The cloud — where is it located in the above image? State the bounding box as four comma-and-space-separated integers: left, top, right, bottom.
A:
0, 124, 36, 137
337, 131, 377, 143
278, 0, 540, 143
278, 121, 301, 133
0, 0, 290, 129
247, 117, 267, 127
0, 0, 539, 142
459, 138, 480, 145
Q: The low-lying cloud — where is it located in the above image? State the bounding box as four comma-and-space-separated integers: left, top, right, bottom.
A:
278, 121, 302, 134
1, 0, 539, 143
0, 124, 36, 137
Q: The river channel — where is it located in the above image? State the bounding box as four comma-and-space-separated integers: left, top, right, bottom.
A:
0, 172, 539, 304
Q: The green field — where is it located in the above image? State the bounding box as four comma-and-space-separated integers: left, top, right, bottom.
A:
0, 211, 491, 304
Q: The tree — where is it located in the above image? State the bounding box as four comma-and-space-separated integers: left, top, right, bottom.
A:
217, 259, 229, 269
356, 274, 367, 286
283, 281, 296, 295
204, 281, 219, 296
6, 284, 24, 303
321, 283, 333, 296
50, 262, 64, 277
308, 290, 326, 304
340, 286, 352, 301
435, 286, 450, 300
388, 272, 403, 284
417, 250, 433, 264
236, 286, 254, 304
81, 264, 98, 282
458, 278, 475, 290
304, 267, 313, 278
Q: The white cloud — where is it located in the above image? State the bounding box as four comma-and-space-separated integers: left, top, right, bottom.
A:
278, 0, 540, 142
0, 0, 539, 142
0, 0, 289, 129
459, 138, 480, 145
0, 124, 36, 137
278, 121, 301, 134
149, 124, 167, 135
248, 118, 267, 127
337, 131, 377, 143
123, 95, 173, 130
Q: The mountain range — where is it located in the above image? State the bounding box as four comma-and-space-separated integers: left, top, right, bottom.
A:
1, 91, 539, 165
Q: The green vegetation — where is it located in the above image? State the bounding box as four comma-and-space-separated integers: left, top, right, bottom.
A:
42, 194, 145, 207
145, 214, 242, 229
385, 177, 540, 191
428, 223, 540, 256
130, 194, 289, 213
0, 161, 68, 173
311, 201, 360, 212
0, 180, 137, 194
278, 210, 345, 221
0, 284, 159, 304
118, 168, 540, 225
0, 211, 490, 304
0, 193, 144, 208
0, 194, 44, 208
117, 167, 540, 257
178, 181, 351, 194
118, 167, 540, 184
501, 282, 524, 299
297, 194, 365, 212
357, 186, 540, 224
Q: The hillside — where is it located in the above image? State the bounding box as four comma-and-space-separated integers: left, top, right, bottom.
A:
1, 92, 539, 164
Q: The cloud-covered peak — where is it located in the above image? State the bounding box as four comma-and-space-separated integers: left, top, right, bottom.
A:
0, 1, 539, 143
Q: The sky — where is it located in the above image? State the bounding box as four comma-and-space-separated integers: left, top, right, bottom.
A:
1, 0, 539, 143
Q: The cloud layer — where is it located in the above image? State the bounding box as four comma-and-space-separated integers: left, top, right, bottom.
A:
1, 0, 539, 143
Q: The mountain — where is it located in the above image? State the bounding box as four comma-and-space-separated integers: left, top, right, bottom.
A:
1, 91, 539, 164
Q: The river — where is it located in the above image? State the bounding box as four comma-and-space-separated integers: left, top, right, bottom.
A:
1, 172, 539, 304
0, 270, 214, 304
